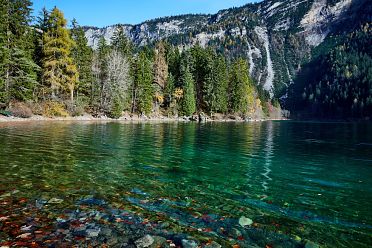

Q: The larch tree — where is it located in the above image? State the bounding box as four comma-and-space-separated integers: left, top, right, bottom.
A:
42, 7, 78, 102
153, 41, 168, 89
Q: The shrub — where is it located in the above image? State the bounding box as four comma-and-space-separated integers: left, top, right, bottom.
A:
109, 99, 123, 119
42, 101, 69, 117
9, 102, 33, 118
65, 98, 88, 117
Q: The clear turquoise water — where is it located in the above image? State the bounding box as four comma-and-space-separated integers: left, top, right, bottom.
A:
0, 121, 371, 247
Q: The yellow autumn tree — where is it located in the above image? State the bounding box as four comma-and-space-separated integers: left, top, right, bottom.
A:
42, 7, 78, 102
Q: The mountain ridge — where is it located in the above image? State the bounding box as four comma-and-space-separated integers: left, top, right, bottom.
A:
83, 0, 369, 98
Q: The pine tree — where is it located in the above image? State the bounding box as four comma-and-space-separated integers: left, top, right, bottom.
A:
111, 26, 133, 57
167, 46, 181, 87
71, 19, 93, 98
164, 73, 175, 106
94, 36, 110, 110
180, 53, 196, 116
1, 0, 38, 103
204, 53, 228, 114
0, 0, 10, 105
203, 49, 216, 113
42, 7, 78, 102
134, 51, 154, 115
229, 58, 254, 115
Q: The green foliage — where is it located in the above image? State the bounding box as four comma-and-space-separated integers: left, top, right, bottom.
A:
229, 58, 255, 115
112, 26, 133, 57
204, 53, 229, 113
134, 51, 154, 115
288, 24, 372, 118
109, 97, 123, 119
71, 19, 93, 98
0, 0, 38, 105
180, 52, 196, 116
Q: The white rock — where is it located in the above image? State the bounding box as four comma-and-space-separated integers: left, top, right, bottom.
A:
239, 216, 253, 227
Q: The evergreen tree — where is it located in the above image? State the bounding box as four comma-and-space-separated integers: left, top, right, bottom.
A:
180, 52, 196, 116
134, 51, 154, 115
204, 53, 229, 113
164, 73, 175, 106
1, 0, 38, 103
42, 7, 78, 102
111, 26, 133, 57
94, 36, 110, 110
71, 19, 93, 98
0, 0, 10, 105
229, 58, 255, 115
167, 46, 181, 87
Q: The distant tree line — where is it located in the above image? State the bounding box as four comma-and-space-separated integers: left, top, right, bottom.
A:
0, 2, 266, 118
287, 23, 372, 119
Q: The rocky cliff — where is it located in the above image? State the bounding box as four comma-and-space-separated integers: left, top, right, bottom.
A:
84, 0, 369, 98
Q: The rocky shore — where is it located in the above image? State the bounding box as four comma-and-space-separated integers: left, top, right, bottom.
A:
0, 113, 287, 124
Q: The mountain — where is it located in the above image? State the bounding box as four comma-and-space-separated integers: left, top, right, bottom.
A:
83, 0, 370, 101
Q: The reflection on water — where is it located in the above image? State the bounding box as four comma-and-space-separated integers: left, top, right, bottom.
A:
0, 121, 371, 247
261, 121, 273, 194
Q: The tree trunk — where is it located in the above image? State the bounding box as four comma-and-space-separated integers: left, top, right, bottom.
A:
70, 87, 74, 103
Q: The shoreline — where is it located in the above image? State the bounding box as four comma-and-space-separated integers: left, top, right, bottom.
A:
0, 114, 287, 124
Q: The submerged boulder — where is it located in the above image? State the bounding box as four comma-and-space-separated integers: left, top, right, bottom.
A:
135, 235, 155, 248
239, 216, 253, 227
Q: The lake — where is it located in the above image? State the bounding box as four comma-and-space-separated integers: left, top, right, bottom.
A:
0, 121, 371, 247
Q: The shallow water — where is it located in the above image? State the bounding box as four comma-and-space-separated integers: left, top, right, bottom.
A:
0, 121, 371, 247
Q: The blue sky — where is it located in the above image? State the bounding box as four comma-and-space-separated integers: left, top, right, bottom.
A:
32, 0, 258, 27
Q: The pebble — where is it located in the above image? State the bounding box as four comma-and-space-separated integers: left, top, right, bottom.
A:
239, 216, 253, 227
231, 228, 242, 238
135, 234, 155, 248
48, 198, 64, 204
86, 228, 101, 238
20, 225, 33, 231
16, 233, 32, 239
152, 236, 168, 247
205, 241, 222, 248
182, 239, 198, 248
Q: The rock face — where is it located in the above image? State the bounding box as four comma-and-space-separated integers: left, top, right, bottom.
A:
84, 0, 368, 98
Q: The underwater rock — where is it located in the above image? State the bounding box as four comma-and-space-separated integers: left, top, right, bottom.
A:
152, 236, 168, 247
305, 241, 320, 248
135, 234, 155, 248
239, 216, 253, 227
205, 241, 222, 248
86, 228, 100, 238
48, 198, 63, 204
231, 228, 242, 238
182, 239, 198, 248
